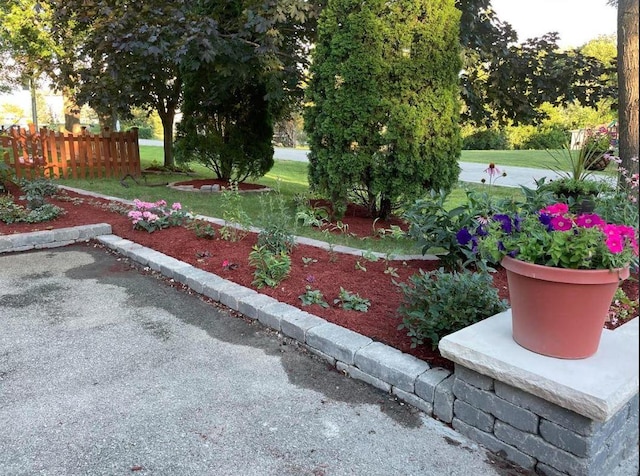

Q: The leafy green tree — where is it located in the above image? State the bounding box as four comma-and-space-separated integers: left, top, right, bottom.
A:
48, 0, 189, 167
175, 0, 322, 181
305, 0, 462, 219
457, 0, 615, 126
0, 0, 57, 125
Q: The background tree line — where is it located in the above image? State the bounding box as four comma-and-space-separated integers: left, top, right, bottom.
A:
1, 0, 637, 213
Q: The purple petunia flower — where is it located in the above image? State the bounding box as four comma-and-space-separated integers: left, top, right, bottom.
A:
456, 228, 473, 246
493, 214, 512, 234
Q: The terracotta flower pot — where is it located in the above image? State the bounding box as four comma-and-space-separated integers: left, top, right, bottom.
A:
501, 256, 630, 359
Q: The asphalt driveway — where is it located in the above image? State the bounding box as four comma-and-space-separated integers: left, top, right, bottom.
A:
0, 244, 526, 475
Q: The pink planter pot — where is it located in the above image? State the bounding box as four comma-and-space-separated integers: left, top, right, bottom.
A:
501, 256, 630, 359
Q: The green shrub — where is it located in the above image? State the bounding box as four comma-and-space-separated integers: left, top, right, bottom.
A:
404, 189, 502, 271
521, 126, 568, 150
0, 195, 28, 223
248, 245, 291, 288
462, 128, 508, 150
397, 268, 508, 349
18, 178, 58, 209
257, 224, 296, 254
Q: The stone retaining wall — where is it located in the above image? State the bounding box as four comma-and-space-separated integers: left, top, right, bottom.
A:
451, 366, 638, 476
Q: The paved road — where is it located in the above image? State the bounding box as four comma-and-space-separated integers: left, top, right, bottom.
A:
0, 245, 526, 476
140, 141, 614, 190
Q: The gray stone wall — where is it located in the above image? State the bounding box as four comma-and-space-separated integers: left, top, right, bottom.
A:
451, 365, 639, 476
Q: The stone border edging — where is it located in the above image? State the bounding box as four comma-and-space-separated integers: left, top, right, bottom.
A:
0, 223, 113, 254
94, 232, 456, 419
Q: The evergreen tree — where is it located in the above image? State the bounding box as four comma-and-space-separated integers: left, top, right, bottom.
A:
304, 0, 462, 219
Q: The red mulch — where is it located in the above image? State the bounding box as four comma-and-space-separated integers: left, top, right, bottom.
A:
2, 183, 638, 371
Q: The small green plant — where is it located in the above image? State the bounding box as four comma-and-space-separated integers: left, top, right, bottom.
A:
397, 268, 508, 349
384, 266, 399, 278
294, 194, 329, 228
18, 178, 58, 209
0, 195, 63, 224
361, 250, 379, 262
298, 286, 329, 308
355, 260, 367, 272
248, 245, 291, 288
334, 287, 370, 312
301, 257, 317, 267
188, 219, 217, 239
220, 182, 252, 241
257, 224, 296, 254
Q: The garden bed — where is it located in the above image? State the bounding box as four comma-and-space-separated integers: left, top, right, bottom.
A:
1, 185, 637, 370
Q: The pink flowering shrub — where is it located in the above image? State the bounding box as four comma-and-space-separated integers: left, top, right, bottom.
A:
462, 202, 638, 270
127, 199, 188, 233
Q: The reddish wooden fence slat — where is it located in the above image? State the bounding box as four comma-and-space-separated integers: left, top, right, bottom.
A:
0, 124, 141, 180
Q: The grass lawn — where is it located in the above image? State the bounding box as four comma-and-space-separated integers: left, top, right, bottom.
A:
54, 146, 540, 254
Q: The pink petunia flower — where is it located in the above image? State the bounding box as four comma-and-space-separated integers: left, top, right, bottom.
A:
171, 202, 182, 211
551, 216, 572, 231
541, 203, 569, 216
606, 235, 624, 254
575, 213, 604, 229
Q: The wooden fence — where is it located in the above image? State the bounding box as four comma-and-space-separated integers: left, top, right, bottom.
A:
0, 124, 141, 180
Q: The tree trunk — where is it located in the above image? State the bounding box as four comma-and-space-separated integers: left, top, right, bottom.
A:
378, 195, 392, 221
62, 89, 81, 133
617, 0, 639, 196
158, 109, 175, 169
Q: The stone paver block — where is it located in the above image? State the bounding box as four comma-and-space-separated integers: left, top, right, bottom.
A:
237, 293, 280, 320
455, 364, 494, 391
157, 256, 192, 280
96, 235, 131, 250
414, 367, 452, 404
201, 275, 235, 302
35, 240, 75, 249
306, 323, 372, 366
354, 342, 429, 393
52, 227, 81, 242
392, 387, 433, 415
183, 269, 218, 294
452, 418, 537, 471
303, 345, 336, 366
280, 310, 326, 343
77, 223, 112, 238
454, 399, 495, 432
433, 375, 455, 423
218, 284, 257, 310
256, 302, 300, 332
336, 362, 391, 393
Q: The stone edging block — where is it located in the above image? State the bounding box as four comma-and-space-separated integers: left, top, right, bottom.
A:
306, 323, 372, 365
354, 341, 430, 393
1, 224, 112, 254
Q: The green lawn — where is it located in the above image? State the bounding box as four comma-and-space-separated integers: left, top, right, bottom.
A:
54, 146, 531, 254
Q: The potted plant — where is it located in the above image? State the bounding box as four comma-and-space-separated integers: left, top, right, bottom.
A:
462, 203, 638, 359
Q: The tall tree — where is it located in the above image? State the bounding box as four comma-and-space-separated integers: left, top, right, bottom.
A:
175, 0, 322, 180
615, 0, 639, 192
48, 0, 191, 167
305, 0, 462, 219
456, 0, 616, 126
0, 0, 57, 126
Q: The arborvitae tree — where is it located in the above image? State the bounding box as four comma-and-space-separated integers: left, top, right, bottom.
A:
304, 0, 462, 219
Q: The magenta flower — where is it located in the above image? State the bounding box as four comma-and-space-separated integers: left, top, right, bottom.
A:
575, 213, 604, 229
171, 202, 182, 211
606, 235, 624, 254
550, 216, 572, 231
222, 259, 229, 268
541, 203, 569, 216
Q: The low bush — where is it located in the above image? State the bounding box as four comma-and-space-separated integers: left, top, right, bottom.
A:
397, 268, 508, 349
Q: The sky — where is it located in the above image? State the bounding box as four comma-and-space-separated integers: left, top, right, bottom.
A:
490, 0, 617, 48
